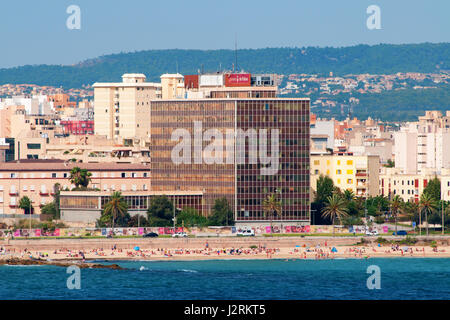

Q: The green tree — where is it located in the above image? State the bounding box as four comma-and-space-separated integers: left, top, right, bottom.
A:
102, 191, 129, 229
176, 207, 209, 228
315, 175, 334, 204
321, 194, 349, 236
209, 197, 234, 226
343, 189, 355, 203
147, 195, 173, 227
41, 202, 58, 219
69, 167, 92, 189
127, 214, 148, 227
383, 159, 395, 168
311, 175, 335, 225
390, 195, 404, 235
18, 196, 33, 215
52, 183, 61, 219
423, 177, 441, 201
419, 193, 438, 236
262, 194, 282, 235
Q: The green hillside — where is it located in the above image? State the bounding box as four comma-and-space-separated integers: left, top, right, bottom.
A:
0, 43, 449, 88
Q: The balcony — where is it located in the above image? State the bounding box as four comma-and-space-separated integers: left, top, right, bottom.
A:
356, 172, 367, 177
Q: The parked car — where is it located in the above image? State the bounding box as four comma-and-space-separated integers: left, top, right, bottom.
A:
172, 232, 188, 238
365, 229, 379, 236
143, 232, 159, 238
237, 229, 255, 236
393, 230, 408, 236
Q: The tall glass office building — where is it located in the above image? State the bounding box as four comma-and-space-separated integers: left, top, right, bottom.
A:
150, 98, 310, 223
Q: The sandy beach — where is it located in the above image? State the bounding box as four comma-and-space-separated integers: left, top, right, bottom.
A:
1, 236, 450, 263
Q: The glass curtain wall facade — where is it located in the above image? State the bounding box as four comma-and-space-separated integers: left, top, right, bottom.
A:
235, 99, 310, 221
150, 100, 236, 216
150, 99, 310, 222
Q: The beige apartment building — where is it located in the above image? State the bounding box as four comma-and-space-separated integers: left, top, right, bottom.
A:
0, 160, 151, 217
93, 73, 161, 144
380, 167, 450, 203
310, 154, 380, 198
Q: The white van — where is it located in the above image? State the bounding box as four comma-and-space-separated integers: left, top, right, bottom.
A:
237, 229, 255, 236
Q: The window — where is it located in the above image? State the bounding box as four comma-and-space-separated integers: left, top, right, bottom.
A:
121, 173, 126, 178
313, 160, 320, 165
337, 179, 341, 184
336, 170, 342, 175
10, 173, 17, 178
132, 173, 137, 178
314, 170, 319, 174
347, 170, 353, 175
346, 160, 353, 165
27, 143, 41, 149
52, 173, 57, 178
347, 179, 353, 184
143, 172, 148, 178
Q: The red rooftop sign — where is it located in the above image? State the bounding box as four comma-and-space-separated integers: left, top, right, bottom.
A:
224, 73, 251, 87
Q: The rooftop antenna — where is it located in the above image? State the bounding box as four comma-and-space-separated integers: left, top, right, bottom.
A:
234, 32, 238, 72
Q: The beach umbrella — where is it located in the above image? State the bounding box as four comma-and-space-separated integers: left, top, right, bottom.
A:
134, 246, 140, 251
295, 245, 300, 247
331, 247, 337, 253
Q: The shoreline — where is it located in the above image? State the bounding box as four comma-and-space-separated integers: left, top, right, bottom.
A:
1, 236, 449, 264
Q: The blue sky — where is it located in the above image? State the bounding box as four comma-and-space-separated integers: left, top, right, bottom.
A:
0, 0, 449, 68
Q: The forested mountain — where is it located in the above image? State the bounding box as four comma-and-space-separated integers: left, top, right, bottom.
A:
0, 43, 449, 88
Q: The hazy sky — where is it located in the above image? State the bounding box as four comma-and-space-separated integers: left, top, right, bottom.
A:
0, 0, 449, 68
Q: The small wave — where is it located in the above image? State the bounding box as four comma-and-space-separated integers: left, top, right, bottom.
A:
139, 266, 148, 271
178, 269, 198, 273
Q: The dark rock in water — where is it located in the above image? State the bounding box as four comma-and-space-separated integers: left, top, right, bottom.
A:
0, 258, 124, 270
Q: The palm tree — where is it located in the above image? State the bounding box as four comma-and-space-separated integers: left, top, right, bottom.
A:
390, 195, 404, 235
321, 194, 349, 236
262, 194, 282, 236
18, 196, 32, 215
103, 191, 128, 230
343, 189, 355, 203
69, 167, 92, 189
419, 193, 438, 236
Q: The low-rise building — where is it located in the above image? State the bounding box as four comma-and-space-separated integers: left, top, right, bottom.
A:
59, 190, 203, 226
0, 160, 151, 218
310, 154, 380, 198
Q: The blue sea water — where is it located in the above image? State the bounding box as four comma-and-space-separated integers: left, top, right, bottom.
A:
0, 258, 449, 300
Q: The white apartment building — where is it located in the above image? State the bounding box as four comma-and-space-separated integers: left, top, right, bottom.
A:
394, 120, 450, 174
0, 95, 54, 115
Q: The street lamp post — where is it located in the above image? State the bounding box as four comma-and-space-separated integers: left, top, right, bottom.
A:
29, 198, 32, 235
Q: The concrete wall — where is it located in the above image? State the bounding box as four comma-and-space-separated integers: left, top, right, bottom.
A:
60, 209, 101, 224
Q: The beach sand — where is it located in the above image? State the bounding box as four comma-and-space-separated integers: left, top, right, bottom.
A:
1, 236, 450, 262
